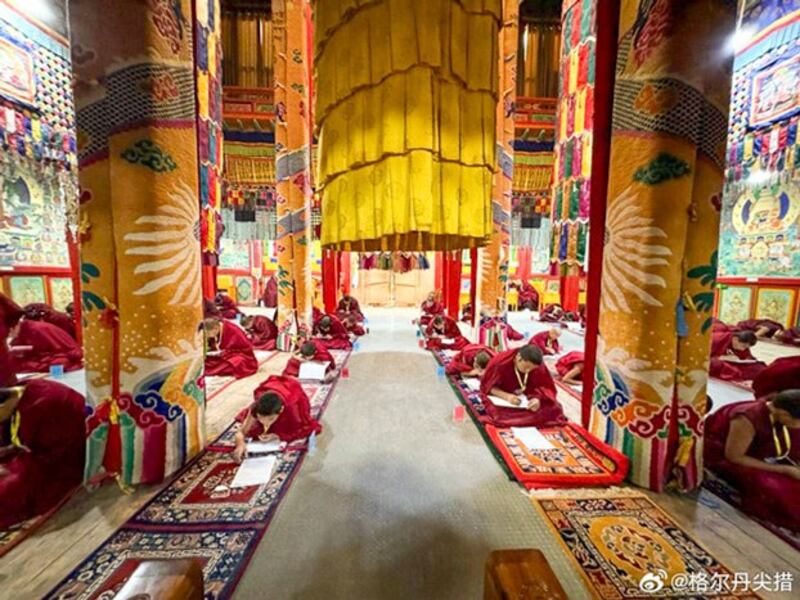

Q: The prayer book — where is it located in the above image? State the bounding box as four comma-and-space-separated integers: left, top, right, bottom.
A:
489, 395, 531, 410
246, 440, 284, 455
463, 378, 481, 392
231, 455, 277, 488
298, 361, 330, 381
511, 427, 554, 451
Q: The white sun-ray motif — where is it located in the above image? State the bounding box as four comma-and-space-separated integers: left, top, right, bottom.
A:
124, 336, 205, 389
599, 339, 673, 404
124, 181, 202, 306
601, 186, 672, 313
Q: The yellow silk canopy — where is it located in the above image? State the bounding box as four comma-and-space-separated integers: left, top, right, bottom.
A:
314, 0, 501, 251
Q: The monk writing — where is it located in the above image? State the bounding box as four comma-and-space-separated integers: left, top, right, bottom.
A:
336, 294, 365, 323
704, 389, 800, 533
204, 318, 259, 378
736, 318, 784, 339
241, 315, 278, 351
709, 329, 766, 382
261, 275, 278, 308
752, 356, 800, 400
215, 292, 241, 319
420, 292, 444, 326
282, 340, 336, 380
24, 303, 76, 339
530, 328, 562, 356
9, 319, 83, 373
233, 375, 322, 462
480, 345, 566, 428
313, 314, 352, 350
776, 327, 800, 347
517, 281, 539, 311
445, 344, 495, 377
556, 351, 584, 385
425, 315, 469, 351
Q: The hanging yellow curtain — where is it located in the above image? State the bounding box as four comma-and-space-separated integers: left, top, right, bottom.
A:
222, 10, 274, 87
315, 0, 501, 252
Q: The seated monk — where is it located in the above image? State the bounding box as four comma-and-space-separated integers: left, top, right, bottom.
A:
556, 351, 584, 385
518, 281, 539, 311
24, 303, 76, 339
420, 292, 444, 326
341, 312, 366, 337
460, 301, 473, 324
446, 344, 495, 377
483, 316, 524, 344
233, 375, 322, 461
204, 318, 258, 378
0, 380, 86, 529
425, 315, 469, 351
203, 297, 221, 319
336, 295, 365, 323
775, 327, 800, 347
313, 314, 352, 350
242, 315, 278, 350
709, 329, 766, 382
753, 356, 800, 400
505, 321, 525, 342
539, 303, 565, 322
736, 318, 784, 339
704, 390, 800, 532
215, 292, 241, 319
9, 319, 83, 373
261, 276, 278, 308
282, 340, 336, 379
480, 345, 566, 428
530, 328, 562, 356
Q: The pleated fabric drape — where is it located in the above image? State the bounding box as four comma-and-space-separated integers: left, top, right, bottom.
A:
314, 0, 501, 252
518, 22, 561, 98
221, 10, 274, 87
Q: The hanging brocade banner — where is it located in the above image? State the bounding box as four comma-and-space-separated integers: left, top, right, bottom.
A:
314, 0, 501, 252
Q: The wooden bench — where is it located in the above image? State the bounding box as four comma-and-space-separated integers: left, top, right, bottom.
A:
115, 559, 204, 600
484, 549, 568, 600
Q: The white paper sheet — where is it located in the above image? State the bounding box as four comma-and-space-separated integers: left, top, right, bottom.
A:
440, 337, 455, 345
463, 378, 481, 392
246, 440, 283, 454
263, 307, 277, 321
231, 455, 277, 488
488, 395, 531, 410
298, 361, 330, 381
511, 427, 554, 451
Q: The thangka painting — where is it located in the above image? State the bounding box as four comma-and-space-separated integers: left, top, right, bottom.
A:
0, 167, 70, 269
9, 275, 46, 306
0, 24, 35, 106
749, 53, 800, 128
717, 286, 753, 324
235, 276, 254, 305
218, 238, 251, 270
49, 277, 73, 311
718, 180, 800, 277
755, 287, 796, 326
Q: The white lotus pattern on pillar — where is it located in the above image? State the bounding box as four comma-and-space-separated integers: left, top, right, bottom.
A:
123, 181, 202, 305
601, 186, 671, 313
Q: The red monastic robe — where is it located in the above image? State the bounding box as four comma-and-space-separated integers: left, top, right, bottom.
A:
235, 375, 321, 442
445, 344, 496, 375
556, 351, 584, 377
709, 330, 766, 382
217, 294, 240, 319
0, 380, 86, 529
419, 299, 444, 326
336, 297, 365, 322
530, 331, 561, 355
518, 282, 539, 310
25, 304, 76, 339
776, 327, 800, 347
425, 317, 469, 350
247, 316, 278, 350
752, 356, 800, 399
479, 348, 565, 428
262, 277, 278, 308
539, 304, 565, 322
203, 297, 221, 319
736, 318, 784, 338
312, 306, 324, 326
282, 340, 336, 378
11, 320, 83, 373
705, 400, 800, 532
0, 294, 24, 386
313, 314, 352, 350
205, 320, 259, 378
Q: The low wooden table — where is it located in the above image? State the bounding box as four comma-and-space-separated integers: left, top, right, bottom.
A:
115, 559, 204, 600
484, 549, 569, 600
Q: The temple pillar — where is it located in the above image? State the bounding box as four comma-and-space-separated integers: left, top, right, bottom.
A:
71, 0, 206, 485
273, 0, 313, 334
479, 0, 518, 316
590, 0, 734, 491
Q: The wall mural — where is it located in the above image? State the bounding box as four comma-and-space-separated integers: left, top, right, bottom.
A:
9, 275, 46, 305
49, 276, 73, 311
218, 238, 251, 270
755, 287, 796, 325
717, 285, 753, 324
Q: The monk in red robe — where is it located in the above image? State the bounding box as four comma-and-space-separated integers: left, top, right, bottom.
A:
736, 318, 784, 339
704, 390, 800, 532
313, 314, 352, 350
518, 281, 539, 311
282, 340, 336, 379
556, 351, 584, 385
341, 313, 366, 337
539, 304, 565, 322
775, 327, 800, 347
203, 297, 221, 319
261, 276, 278, 308
241, 315, 278, 351
752, 356, 800, 400
0, 294, 24, 383
204, 318, 259, 378
215, 292, 241, 319
420, 292, 444, 326
460, 302, 473, 324
0, 380, 86, 528
232, 375, 322, 460
711, 318, 734, 333
480, 345, 566, 428
24, 303, 76, 339
709, 329, 766, 382
530, 328, 562, 355
9, 319, 83, 373
446, 344, 495, 377
336, 295, 365, 323
425, 315, 469, 351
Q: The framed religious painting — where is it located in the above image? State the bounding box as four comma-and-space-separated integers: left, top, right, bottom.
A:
749, 53, 800, 128
235, 276, 254, 305
49, 277, 74, 311
717, 286, 753, 324
9, 275, 46, 306
755, 287, 796, 327
0, 23, 36, 106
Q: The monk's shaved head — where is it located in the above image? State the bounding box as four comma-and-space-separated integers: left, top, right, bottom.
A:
300, 341, 317, 357
253, 392, 283, 417
474, 351, 491, 370
517, 344, 543, 366
320, 316, 331, 328
773, 389, 800, 419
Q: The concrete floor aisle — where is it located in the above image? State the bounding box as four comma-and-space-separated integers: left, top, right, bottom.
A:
233, 308, 590, 600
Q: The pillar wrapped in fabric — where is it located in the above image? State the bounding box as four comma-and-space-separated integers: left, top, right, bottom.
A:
590, 0, 734, 491
314, 0, 501, 251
